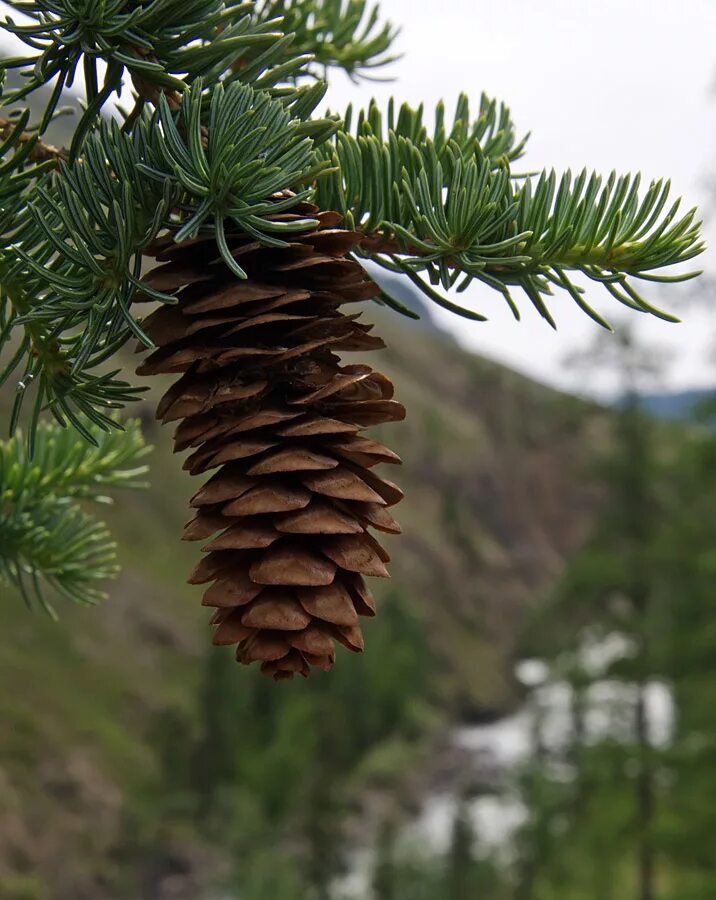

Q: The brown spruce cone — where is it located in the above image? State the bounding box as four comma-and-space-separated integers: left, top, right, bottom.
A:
136, 205, 405, 680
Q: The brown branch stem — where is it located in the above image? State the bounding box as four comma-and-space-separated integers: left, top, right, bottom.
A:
0, 118, 68, 164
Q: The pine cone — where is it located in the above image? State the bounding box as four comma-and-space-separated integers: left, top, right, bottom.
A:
136, 207, 405, 679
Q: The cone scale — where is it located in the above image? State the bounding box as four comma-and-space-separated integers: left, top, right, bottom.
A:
137, 208, 405, 679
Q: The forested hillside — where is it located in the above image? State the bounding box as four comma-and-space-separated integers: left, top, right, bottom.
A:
0, 314, 606, 899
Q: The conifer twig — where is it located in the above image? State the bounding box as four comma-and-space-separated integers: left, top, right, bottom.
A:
0, 419, 151, 614
0, 117, 67, 163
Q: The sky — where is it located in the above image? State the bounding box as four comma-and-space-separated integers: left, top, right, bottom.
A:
1, 0, 714, 394
323, 0, 716, 394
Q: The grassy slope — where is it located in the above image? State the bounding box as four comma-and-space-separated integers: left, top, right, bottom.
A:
0, 313, 606, 897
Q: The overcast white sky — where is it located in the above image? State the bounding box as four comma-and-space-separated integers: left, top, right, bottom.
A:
324, 0, 716, 394
1, 1, 714, 394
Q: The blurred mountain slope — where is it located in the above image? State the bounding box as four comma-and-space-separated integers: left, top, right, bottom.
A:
0, 67, 606, 892
0, 308, 607, 896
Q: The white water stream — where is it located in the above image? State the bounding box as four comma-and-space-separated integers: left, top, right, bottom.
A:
339, 633, 676, 898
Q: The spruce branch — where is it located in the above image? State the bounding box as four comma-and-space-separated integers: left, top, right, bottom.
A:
252, 0, 399, 79
0, 418, 150, 613
0, 0, 313, 154
1, 78, 338, 438
0, 89, 83, 443
0, 105, 175, 440
0, 90, 60, 195
0, 3, 705, 450
314, 100, 703, 327
137, 79, 336, 277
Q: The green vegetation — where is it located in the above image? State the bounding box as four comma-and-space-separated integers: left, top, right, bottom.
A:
447, 334, 716, 900
0, 419, 150, 613
0, 320, 602, 898
0, 284, 712, 900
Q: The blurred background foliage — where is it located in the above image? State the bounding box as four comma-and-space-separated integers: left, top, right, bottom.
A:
2, 303, 716, 899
